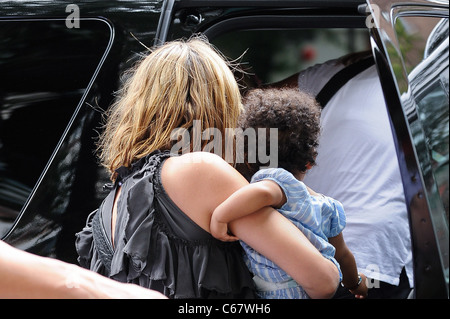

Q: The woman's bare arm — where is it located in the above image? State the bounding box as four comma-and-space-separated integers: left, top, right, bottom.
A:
229, 207, 340, 298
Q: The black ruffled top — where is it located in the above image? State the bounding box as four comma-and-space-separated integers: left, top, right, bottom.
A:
75, 151, 256, 298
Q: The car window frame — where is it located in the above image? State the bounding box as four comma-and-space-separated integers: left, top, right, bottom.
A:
0, 17, 115, 240
367, 0, 449, 298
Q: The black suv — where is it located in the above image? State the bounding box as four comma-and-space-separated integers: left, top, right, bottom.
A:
0, 0, 448, 298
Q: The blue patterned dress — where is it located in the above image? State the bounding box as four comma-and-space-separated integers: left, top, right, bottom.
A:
240, 168, 346, 299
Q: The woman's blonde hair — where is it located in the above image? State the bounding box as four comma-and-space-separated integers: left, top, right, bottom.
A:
97, 36, 243, 179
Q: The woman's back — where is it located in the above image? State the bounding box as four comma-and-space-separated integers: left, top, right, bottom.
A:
76, 151, 256, 298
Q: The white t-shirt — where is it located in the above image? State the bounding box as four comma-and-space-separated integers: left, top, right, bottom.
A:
301, 60, 413, 287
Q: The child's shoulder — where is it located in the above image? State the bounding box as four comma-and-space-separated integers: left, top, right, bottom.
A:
319, 196, 347, 237
252, 167, 309, 199
252, 167, 296, 183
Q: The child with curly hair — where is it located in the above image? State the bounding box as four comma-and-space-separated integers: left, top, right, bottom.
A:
210, 87, 367, 299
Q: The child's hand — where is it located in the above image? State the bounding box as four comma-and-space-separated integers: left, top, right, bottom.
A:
349, 273, 368, 299
210, 215, 239, 242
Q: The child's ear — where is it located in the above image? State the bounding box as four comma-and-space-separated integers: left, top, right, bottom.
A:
305, 162, 313, 170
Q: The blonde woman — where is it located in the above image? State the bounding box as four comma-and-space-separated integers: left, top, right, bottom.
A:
76, 36, 340, 299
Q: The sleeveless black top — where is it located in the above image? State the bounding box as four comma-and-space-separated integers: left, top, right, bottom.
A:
75, 150, 256, 298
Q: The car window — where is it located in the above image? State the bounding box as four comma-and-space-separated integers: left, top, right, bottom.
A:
415, 68, 449, 219
210, 28, 369, 85
0, 19, 111, 237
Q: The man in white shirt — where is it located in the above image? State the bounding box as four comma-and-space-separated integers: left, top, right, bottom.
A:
277, 55, 413, 298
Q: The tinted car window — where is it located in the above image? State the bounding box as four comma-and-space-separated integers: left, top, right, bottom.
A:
415, 67, 449, 219
210, 28, 369, 84
0, 19, 111, 237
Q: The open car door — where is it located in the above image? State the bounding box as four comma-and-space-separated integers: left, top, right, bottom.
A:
366, 0, 448, 298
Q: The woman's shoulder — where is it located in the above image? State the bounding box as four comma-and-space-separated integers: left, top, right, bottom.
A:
170, 151, 229, 166
162, 152, 248, 225
167, 152, 245, 181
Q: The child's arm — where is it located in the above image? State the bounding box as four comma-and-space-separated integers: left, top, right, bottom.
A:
329, 233, 368, 298
210, 180, 286, 241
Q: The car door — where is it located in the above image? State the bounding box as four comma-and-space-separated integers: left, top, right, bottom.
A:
0, 2, 165, 263
366, 0, 449, 298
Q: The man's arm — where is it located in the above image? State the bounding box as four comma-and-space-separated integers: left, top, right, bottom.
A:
0, 240, 167, 299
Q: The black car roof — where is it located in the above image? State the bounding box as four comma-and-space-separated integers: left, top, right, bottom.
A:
0, 0, 367, 15
175, 0, 366, 7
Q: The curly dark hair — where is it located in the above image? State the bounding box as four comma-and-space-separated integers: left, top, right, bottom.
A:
236, 88, 321, 180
